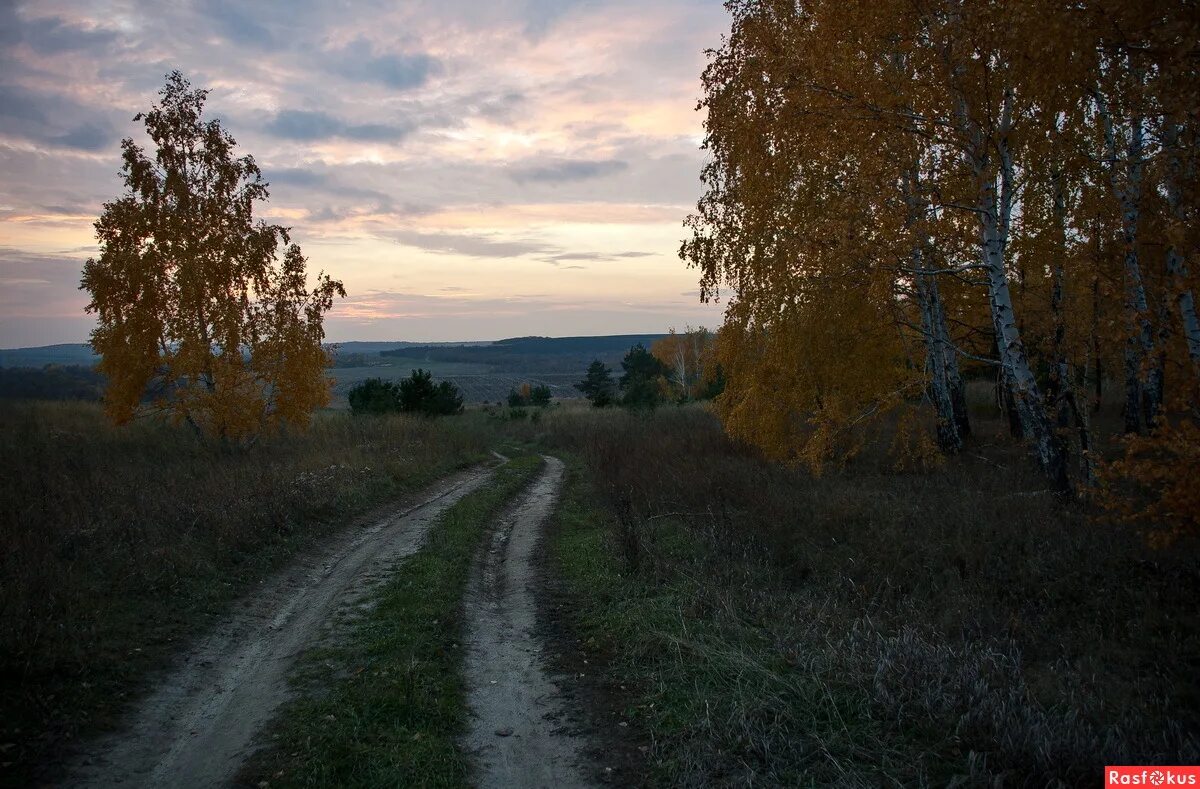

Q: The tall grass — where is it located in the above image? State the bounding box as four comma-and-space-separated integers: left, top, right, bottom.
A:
542, 405, 1200, 785
0, 401, 488, 783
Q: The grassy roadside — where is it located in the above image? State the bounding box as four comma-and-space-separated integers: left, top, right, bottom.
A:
0, 402, 490, 786
543, 409, 1199, 786
240, 454, 545, 788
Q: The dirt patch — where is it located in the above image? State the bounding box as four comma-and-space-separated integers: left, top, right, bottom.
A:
63, 464, 496, 788
461, 455, 597, 788
533, 494, 650, 786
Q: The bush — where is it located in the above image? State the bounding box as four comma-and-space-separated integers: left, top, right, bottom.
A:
507, 383, 553, 408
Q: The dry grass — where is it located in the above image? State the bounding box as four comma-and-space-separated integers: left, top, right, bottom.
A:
0, 401, 488, 784
542, 404, 1200, 785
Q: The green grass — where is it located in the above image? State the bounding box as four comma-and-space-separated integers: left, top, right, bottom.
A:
240, 454, 545, 788
540, 408, 1200, 786
548, 457, 892, 786
0, 402, 491, 786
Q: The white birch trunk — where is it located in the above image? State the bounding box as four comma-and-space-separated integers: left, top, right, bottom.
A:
673, 345, 688, 400
1097, 87, 1160, 429
932, 291, 970, 439
961, 87, 1069, 489
904, 168, 963, 453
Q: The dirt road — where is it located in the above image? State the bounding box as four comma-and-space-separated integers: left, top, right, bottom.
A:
461, 455, 596, 788
65, 464, 496, 789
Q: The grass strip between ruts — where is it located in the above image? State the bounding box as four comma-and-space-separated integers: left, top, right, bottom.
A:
240, 453, 545, 788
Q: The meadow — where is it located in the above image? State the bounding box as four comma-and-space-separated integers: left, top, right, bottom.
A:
1, 396, 1196, 785
0, 402, 489, 781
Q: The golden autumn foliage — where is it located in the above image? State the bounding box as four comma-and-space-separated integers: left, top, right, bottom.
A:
650, 326, 722, 401
81, 72, 344, 443
684, 0, 1199, 529
1101, 392, 1200, 546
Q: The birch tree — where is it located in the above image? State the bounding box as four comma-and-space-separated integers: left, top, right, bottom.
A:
81, 72, 345, 442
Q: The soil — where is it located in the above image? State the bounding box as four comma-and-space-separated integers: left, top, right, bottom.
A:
461, 455, 600, 788
532, 479, 651, 787
62, 465, 496, 789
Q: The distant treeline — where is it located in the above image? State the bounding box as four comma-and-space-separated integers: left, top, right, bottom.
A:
0, 366, 105, 401
382, 334, 668, 373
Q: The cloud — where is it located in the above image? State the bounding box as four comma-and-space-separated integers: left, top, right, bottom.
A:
0, 82, 117, 152
265, 110, 413, 142
0, 247, 90, 319
266, 167, 326, 187
326, 38, 441, 91
51, 123, 112, 152
540, 250, 655, 264
14, 15, 118, 54
0, 0, 730, 345
392, 230, 554, 258
202, 0, 277, 49
509, 158, 628, 184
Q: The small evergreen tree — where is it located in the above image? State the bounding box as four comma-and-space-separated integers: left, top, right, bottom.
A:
619, 344, 669, 410
428, 380, 464, 415
398, 369, 438, 413
350, 370, 462, 416
529, 384, 552, 407
347, 378, 402, 414
575, 360, 616, 407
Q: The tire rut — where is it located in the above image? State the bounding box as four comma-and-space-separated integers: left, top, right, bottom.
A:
63, 464, 497, 789
461, 455, 596, 789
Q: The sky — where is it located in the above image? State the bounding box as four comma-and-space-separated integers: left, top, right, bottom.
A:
0, 0, 728, 347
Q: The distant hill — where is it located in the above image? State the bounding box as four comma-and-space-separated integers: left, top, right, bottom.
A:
0, 344, 98, 369
0, 340, 490, 369
329, 340, 491, 355
0, 335, 670, 405
382, 334, 667, 374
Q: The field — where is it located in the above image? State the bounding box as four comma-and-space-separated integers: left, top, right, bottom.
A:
1, 397, 1196, 786
329, 365, 585, 406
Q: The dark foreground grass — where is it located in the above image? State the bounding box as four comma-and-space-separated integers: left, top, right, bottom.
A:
0, 401, 490, 785
542, 406, 1200, 786
240, 454, 544, 788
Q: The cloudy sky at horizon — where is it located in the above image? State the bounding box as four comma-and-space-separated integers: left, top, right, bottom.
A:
0, 0, 727, 348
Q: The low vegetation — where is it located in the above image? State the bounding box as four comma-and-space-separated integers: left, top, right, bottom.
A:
2, 390, 1196, 784
537, 405, 1199, 785
0, 401, 488, 783
240, 455, 543, 788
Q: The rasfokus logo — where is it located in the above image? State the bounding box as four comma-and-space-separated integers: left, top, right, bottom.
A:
1106, 766, 1200, 786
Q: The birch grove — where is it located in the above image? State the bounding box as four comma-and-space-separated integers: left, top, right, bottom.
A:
683, 0, 1199, 519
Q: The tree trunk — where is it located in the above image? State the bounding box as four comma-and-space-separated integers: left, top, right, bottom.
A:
975, 91, 1069, 490
1098, 88, 1160, 430
932, 285, 971, 439
1164, 123, 1200, 376
1048, 163, 1072, 430
917, 269, 963, 452
904, 167, 965, 453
